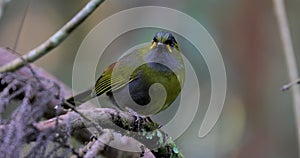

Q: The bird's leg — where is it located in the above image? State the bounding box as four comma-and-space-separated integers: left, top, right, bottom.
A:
124, 107, 139, 118
124, 107, 143, 131
146, 116, 154, 123
145, 117, 163, 129
89, 134, 98, 141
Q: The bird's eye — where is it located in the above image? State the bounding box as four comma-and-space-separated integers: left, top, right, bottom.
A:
165, 39, 175, 47
172, 39, 176, 47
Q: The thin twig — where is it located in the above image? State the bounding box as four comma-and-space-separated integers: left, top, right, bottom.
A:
83, 129, 113, 158
6, 48, 42, 83
0, 0, 105, 73
13, 0, 32, 50
281, 78, 300, 91
273, 0, 300, 155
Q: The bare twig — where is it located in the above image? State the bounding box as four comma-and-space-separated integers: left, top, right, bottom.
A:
281, 78, 300, 91
83, 129, 113, 158
273, 0, 300, 154
0, 0, 105, 73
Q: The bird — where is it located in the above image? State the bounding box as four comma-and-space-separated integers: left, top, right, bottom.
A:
63, 31, 185, 116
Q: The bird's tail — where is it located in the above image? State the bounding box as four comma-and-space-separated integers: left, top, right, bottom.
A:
62, 89, 95, 109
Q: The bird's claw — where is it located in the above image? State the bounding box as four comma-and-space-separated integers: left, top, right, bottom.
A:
89, 135, 97, 141
124, 107, 143, 131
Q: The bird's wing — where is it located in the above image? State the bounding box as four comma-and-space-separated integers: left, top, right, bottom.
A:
93, 46, 151, 96
63, 62, 136, 107
93, 62, 136, 96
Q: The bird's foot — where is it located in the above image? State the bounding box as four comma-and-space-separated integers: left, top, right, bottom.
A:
124, 107, 143, 131
89, 135, 98, 141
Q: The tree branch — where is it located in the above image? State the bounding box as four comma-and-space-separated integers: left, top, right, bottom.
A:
0, 48, 184, 158
82, 129, 114, 158
77, 129, 155, 158
33, 107, 183, 157
273, 0, 300, 155
34, 108, 158, 133
0, 0, 105, 73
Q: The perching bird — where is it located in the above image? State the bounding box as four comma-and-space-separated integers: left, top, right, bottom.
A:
64, 31, 185, 116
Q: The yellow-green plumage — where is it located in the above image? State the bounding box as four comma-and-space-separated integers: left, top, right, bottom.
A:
64, 31, 185, 116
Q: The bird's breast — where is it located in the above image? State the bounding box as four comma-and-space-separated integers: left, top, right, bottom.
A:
110, 62, 183, 115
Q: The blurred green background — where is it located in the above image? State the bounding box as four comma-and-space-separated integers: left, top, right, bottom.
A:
0, 0, 299, 157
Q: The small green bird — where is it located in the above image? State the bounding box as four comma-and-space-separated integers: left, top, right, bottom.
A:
64, 31, 185, 116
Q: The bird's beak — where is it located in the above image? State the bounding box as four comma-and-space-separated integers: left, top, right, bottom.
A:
166, 45, 173, 53
150, 42, 157, 49
150, 42, 172, 53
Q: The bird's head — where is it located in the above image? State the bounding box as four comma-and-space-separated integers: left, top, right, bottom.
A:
150, 31, 179, 52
